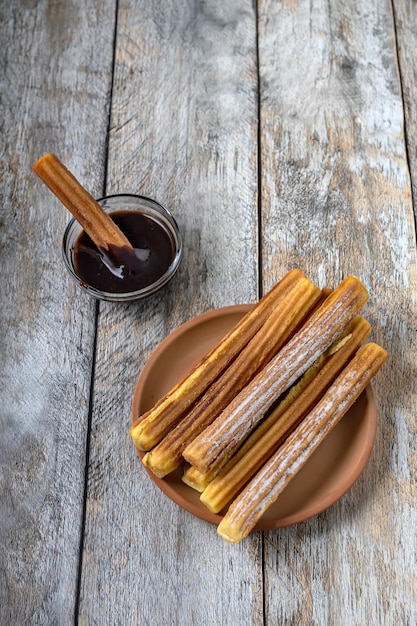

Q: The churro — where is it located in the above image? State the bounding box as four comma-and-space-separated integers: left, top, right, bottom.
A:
182, 465, 211, 492
217, 342, 387, 542
130, 269, 311, 451
200, 316, 371, 513
182, 289, 336, 492
182, 276, 369, 475
33, 153, 134, 255
142, 275, 321, 477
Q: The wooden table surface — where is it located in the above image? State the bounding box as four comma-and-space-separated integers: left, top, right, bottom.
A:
1, 1, 416, 624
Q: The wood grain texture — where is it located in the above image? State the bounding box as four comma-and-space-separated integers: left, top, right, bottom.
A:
258, 0, 417, 623
1, 0, 416, 624
394, 0, 417, 223
77, 1, 263, 625
0, 1, 116, 624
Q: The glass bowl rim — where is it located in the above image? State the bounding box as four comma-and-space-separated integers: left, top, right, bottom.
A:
62, 193, 183, 302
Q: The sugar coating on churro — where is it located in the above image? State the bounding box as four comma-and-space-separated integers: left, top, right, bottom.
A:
142, 276, 321, 477
217, 343, 387, 543
200, 316, 371, 513
131, 269, 310, 450
183, 276, 369, 475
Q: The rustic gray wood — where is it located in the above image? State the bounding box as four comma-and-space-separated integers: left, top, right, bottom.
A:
1, 0, 416, 624
258, 0, 417, 624
394, 0, 417, 222
0, 1, 116, 624
77, 1, 263, 625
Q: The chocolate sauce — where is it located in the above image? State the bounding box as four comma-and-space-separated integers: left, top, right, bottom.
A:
73, 210, 175, 294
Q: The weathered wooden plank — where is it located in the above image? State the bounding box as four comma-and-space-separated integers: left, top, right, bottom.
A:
258, 0, 417, 624
3, 0, 415, 624
0, 1, 116, 624
394, 0, 417, 222
78, 1, 263, 625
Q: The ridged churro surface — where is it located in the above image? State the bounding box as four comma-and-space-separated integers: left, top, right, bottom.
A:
130, 269, 308, 451
142, 275, 320, 476
33, 153, 133, 252
217, 342, 387, 543
183, 276, 369, 475
201, 315, 371, 513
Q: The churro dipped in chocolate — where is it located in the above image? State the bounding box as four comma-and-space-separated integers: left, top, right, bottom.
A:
142, 275, 321, 477
200, 315, 371, 513
217, 342, 387, 543
183, 276, 369, 476
130, 269, 311, 451
33, 153, 135, 259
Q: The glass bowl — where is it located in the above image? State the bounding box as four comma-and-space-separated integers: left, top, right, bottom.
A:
62, 194, 182, 302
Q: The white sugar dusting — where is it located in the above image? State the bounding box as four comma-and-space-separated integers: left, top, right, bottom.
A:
225, 349, 379, 533
195, 283, 363, 468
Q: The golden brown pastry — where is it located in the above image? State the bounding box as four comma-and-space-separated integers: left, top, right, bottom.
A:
200, 315, 371, 513
142, 275, 321, 477
217, 342, 387, 543
33, 153, 134, 254
130, 269, 311, 451
183, 276, 369, 476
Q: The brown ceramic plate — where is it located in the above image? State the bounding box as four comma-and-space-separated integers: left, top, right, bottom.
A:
131, 305, 377, 529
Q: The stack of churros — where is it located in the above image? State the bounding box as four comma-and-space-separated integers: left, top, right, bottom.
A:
130, 271, 387, 543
